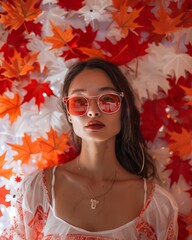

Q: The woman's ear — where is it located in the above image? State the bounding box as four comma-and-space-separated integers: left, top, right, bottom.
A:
67, 114, 72, 123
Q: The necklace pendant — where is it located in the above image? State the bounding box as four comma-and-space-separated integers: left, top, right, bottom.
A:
90, 198, 99, 210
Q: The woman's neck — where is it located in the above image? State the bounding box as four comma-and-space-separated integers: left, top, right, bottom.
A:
77, 139, 118, 181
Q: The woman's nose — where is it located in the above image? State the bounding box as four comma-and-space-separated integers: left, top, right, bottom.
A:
87, 99, 101, 117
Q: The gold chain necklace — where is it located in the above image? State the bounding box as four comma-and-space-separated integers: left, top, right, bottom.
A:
77, 157, 118, 210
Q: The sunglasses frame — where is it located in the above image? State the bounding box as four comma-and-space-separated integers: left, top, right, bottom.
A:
63, 92, 124, 116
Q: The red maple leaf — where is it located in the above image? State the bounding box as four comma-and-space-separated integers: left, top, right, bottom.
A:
0, 28, 29, 61
63, 25, 98, 60
169, 0, 192, 28
140, 98, 167, 141
186, 43, 192, 56
57, 0, 84, 10
97, 31, 148, 65
178, 214, 189, 240
0, 79, 12, 95
15, 176, 22, 183
164, 74, 192, 131
22, 79, 54, 109
164, 155, 192, 187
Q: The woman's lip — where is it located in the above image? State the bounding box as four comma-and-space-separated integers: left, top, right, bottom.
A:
85, 121, 105, 129
85, 125, 105, 130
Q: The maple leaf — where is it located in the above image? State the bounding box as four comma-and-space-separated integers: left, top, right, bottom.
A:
8, 133, 40, 165
1, 28, 29, 60
112, 0, 128, 9
57, 0, 84, 10
0, 186, 10, 208
162, 53, 192, 80
112, 5, 143, 36
166, 128, 192, 157
0, 152, 13, 179
43, 22, 75, 49
78, 47, 105, 59
1, 50, 39, 79
0, 79, 12, 95
151, 1, 183, 36
36, 127, 70, 168
186, 211, 192, 235
0, 93, 21, 124
140, 98, 167, 141
181, 86, 192, 107
97, 31, 148, 65
63, 25, 98, 60
22, 79, 54, 109
164, 155, 192, 187
178, 215, 190, 240
0, 0, 41, 31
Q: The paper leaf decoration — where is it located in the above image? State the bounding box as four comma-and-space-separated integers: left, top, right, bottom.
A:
112, 5, 143, 36
0, 0, 41, 31
0, 93, 21, 124
164, 155, 192, 187
151, 1, 183, 36
44, 22, 75, 49
166, 128, 192, 157
8, 133, 40, 165
22, 79, 54, 109
0, 152, 13, 179
1, 50, 39, 79
36, 127, 70, 168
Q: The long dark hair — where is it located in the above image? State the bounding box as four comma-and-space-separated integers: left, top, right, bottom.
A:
61, 58, 156, 179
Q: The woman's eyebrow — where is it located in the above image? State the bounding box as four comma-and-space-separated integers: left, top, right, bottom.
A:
70, 86, 116, 95
70, 88, 86, 94
98, 86, 117, 92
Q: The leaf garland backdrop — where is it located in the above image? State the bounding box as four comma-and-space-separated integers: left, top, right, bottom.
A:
0, 0, 192, 238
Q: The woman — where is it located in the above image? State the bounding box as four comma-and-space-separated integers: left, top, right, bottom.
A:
2, 58, 178, 239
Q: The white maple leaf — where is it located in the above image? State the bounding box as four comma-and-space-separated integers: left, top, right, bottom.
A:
27, 35, 61, 72
147, 43, 192, 80
45, 57, 69, 95
79, 0, 112, 25
37, 6, 67, 35
162, 52, 192, 79
30, 96, 69, 136
129, 56, 170, 99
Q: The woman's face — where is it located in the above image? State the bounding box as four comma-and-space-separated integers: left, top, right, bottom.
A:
67, 68, 122, 143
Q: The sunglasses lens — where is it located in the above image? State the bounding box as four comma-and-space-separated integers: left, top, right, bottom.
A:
67, 96, 88, 115
99, 94, 121, 113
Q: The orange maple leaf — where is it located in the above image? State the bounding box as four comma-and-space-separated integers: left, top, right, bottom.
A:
0, 93, 21, 124
43, 22, 75, 49
0, 152, 13, 179
8, 133, 40, 165
0, 0, 41, 31
181, 86, 192, 107
112, 5, 142, 36
36, 127, 69, 168
78, 47, 105, 59
0, 186, 10, 211
167, 128, 192, 157
1, 50, 39, 79
151, 1, 183, 36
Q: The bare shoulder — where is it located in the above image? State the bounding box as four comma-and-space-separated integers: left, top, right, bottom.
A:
43, 159, 78, 201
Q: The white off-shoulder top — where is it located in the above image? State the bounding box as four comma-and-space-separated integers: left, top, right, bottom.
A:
2, 167, 178, 240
